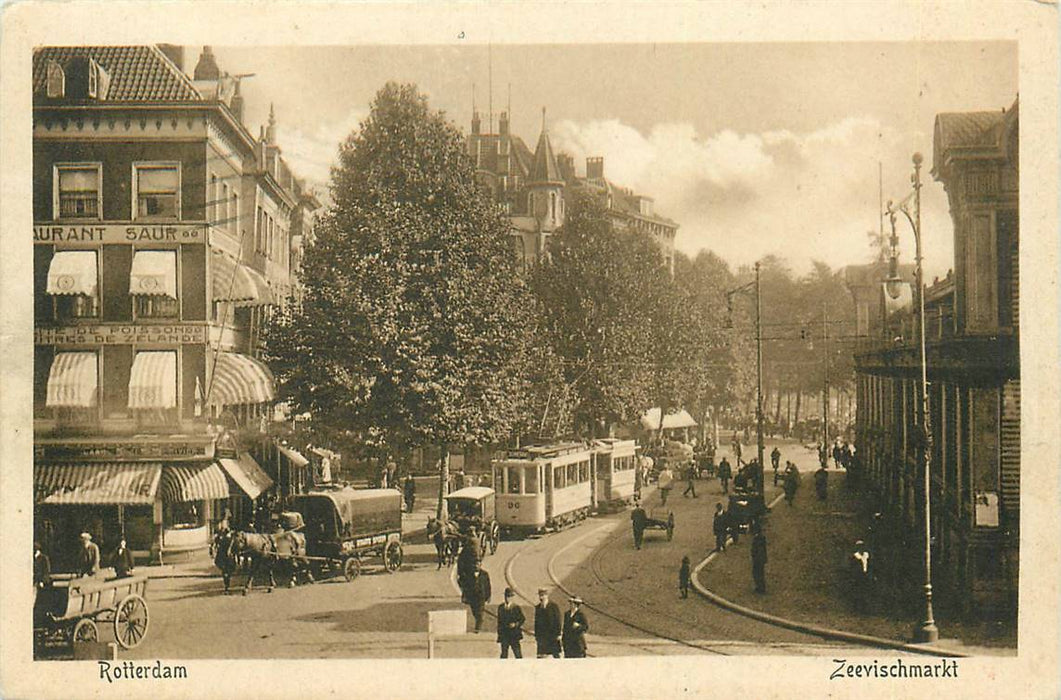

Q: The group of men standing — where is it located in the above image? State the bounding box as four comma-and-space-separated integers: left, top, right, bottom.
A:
490, 584, 591, 659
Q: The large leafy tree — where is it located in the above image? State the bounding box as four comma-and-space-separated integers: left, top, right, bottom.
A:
263, 83, 530, 516
530, 189, 672, 437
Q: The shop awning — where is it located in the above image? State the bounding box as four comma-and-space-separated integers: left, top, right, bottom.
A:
206, 352, 275, 407
130, 250, 177, 297
35, 463, 161, 505
128, 351, 177, 409
160, 463, 230, 503
211, 252, 275, 307
279, 446, 309, 467
218, 453, 274, 500
46, 250, 98, 297
46, 351, 98, 408
640, 408, 698, 431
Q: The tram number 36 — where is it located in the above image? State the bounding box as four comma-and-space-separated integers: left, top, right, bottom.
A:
507, 502, 520, 509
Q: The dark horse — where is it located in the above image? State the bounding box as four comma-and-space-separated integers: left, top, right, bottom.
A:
229, 531, 278, 595
426, 517, 460, 570
211, 529, 239, 594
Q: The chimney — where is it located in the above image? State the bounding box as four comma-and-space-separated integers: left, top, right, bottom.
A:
265, 103, 277, 145
193, 46, 220, 81
586, 157, 604, 180
229, 80, 245, 123
557, 153, 575, 182
158, 44, 185, 73
471, 111, 481, 135
499, 111, 509, 136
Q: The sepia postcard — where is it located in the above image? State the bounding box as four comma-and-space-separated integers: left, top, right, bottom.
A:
0, 2, 1057, 699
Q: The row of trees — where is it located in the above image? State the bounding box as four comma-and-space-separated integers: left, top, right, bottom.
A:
262, 83, 855, 511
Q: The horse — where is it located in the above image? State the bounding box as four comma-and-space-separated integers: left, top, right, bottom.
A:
231, 531, 278, 595
211, 529, 240, 594
426, 517, 460, 570
272, 529, 315, 587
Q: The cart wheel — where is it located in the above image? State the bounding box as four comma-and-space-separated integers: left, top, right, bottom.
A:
114, 594, 149, 649
72, 618, 99, 644
343, 556, 361, 582
489, 524, 500, 555
383, 541, 403, 572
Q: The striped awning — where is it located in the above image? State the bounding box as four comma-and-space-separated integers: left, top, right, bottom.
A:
35, 463, 161, 505
206, 352, 275, 407
130, 250, 177, 298
47, 250, 98, 297
128, 351, 177, 409
219, 453, 274, 500
160, 463, 230, 503
46, 352, 98, 408
211, 252, 274, 306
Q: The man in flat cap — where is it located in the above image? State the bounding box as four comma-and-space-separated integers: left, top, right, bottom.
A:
562, 596, 590, 658
534, 588, 562, 658
77, 532, 100, 578
496, 587, 525, 658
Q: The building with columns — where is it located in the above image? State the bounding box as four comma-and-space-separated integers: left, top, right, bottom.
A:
31, 45, 319, 567
853, 99, 1019, 618
468, 108, 678, 273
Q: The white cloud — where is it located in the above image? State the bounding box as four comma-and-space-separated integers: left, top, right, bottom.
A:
552, 117, 954, 280
275, 108, 369, 197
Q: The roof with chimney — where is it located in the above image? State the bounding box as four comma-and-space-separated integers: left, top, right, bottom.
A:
33, 45, 202, 102
575, 177, 678, 227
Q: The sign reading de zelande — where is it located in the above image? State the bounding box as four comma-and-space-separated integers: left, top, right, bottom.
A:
34, 223, 207, 244
36, 324, 207, 345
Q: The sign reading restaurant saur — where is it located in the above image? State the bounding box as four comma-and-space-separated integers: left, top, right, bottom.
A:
36, 324, 207, 345
35, 438, 215, 462
34, 224, 206, 244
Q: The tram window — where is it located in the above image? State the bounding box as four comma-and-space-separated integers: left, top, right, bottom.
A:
578, 461, 589, 482
554, 466, 566, 489
507, 466, 522, 494
566, 463, 577, 484
525, 466, 539, 493
494, 467, 505, 491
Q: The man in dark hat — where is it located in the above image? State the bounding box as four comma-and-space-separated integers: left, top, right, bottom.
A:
33, 541, 52, 590
465, 559, 491, 633
111, 536, 135, 578
496, 587, 525, 658
712, 503, 728, 552
751, 524, 768, 594
533, 588, 562, 658
562, 596, 590, 658
630, 500, 647, 550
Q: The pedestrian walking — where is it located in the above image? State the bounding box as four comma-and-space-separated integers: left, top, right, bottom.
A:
111, 537, 135, 578
403, 474, 416, 512
534, 588, 563, 658
712, 503, 728, 552
465, 560, 491, 633
682, 463, 698, 498
751, 525, 768, 593
497, 587, 525, 658
77, 532, 100, 577
657, 464, 674, 506
783, 462, 799, 506
456, 531, 482, 601
814, 465, 828, 501
832, 441, 843, 469
562, 597, 590, 658
849, 540, 872, 612
631, 501, 647, 550
678, 556, 691, 598
770, 447, 781, 485
732, 437, 743, 466
726, 504, 741, 545
717, 457, 732, 494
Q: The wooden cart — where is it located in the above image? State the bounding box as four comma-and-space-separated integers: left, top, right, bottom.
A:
34, 573, 150, 654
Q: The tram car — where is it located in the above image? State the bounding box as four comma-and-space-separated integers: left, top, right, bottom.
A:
493, 442, 595, 537
592, 438, 638, 512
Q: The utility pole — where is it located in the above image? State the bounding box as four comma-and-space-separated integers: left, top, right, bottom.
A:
755, 261, 765, 493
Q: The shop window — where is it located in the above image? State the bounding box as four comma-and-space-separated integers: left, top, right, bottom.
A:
54, 164, 102, 220
134, 163, 180, 220
164, 500, 205, 530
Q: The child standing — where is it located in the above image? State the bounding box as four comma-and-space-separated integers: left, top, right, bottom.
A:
678, 555, 691, 598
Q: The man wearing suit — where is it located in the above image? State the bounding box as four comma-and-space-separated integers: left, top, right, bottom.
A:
111, 537, 135, 578
533, 588, 562, 658
33, 541, 51, 590
562, 596, 590, 658
466, 560, 491, 633
496, 587, 525, 658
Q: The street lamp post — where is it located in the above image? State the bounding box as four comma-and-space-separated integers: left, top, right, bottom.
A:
727, 262, 765, 495
885, 152, 939, 644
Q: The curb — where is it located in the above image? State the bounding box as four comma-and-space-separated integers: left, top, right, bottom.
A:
691, 492, 967, 659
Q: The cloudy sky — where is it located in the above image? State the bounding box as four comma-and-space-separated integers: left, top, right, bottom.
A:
212, 43, 1016, 279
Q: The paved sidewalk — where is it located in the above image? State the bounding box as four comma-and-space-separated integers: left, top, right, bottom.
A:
696, 462, 1017, 655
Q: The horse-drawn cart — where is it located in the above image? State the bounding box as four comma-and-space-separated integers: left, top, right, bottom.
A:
34, 573, 149, 654
645, 507, 675, 541
444, 486, 501, 555
290, 487, 404, 581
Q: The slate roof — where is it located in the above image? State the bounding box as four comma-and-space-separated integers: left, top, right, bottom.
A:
33, 45, 202, 102
529, 128, 563, 184
934, 111, 1006, 153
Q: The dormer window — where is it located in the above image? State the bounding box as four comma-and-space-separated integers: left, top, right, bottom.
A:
88, 58, 98, 98
46, 59, 65, 98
